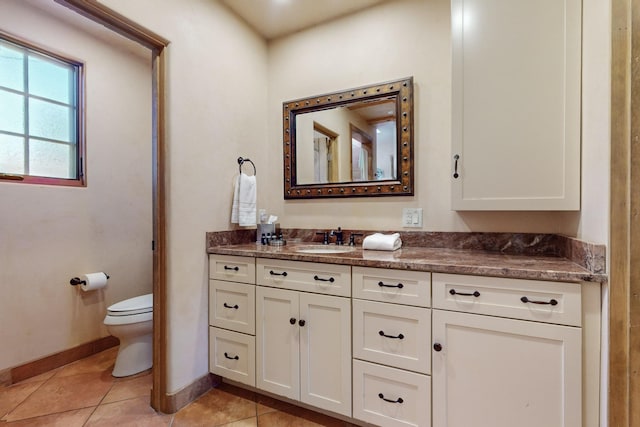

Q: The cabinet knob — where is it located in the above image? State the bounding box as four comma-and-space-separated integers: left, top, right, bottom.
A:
289, 317, 297, 325
433, 343, 443, 352
298, 319, 306, 327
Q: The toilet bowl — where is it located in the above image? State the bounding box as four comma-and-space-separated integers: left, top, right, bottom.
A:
104, 293, 153, 377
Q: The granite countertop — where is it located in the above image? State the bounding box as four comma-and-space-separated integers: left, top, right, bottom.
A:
206, 241, 607, 284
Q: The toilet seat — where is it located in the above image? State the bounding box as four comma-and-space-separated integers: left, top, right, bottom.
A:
107, 294, 153, 316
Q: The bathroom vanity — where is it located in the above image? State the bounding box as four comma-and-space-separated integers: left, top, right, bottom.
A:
206, 235, 604, 427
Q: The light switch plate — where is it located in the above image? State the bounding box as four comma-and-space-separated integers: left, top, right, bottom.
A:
402, 208, 423, 228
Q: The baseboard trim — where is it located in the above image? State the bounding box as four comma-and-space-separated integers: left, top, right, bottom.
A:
161, 373, 220, 413
0, 335, 119, 386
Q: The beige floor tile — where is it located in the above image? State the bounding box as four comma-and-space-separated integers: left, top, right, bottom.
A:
0, 381, 44, 420
1, 407, 94, 427
102, 372, 152, 403
172, 388, 256, 427
220, 417, 257, 427
53, 347, 118, 378
84, 396, 171, 427
257, 407, 354, 427
11, 369, 59, 386
4, 371, 113, 422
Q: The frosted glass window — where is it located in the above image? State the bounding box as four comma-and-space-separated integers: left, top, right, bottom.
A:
0, 35, 83, 186
0, 44, 24, 91
29, 98, 71, 142
29, 55, 71, 103
0, 134, 25, 174
0, 90, 24, 134
29, 139, 73, 179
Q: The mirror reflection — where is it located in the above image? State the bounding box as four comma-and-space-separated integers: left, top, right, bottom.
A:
296, 98, 397, 185
283, 77, 414, 199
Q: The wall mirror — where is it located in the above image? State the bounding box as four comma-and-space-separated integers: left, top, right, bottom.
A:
283, 77, 414, 199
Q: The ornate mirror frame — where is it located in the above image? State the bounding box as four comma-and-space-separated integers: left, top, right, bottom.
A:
283, 77, 414, 199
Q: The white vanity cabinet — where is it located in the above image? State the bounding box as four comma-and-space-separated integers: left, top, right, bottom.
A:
255, 258, 352, 417
352, 267, 432, 427
451, 0, 582, 210
208, 255, 256, 386
431, 273, 583, 427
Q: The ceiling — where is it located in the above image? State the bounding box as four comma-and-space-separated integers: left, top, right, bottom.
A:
219, 0, 394, 40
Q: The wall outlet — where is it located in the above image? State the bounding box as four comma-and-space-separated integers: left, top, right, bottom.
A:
402, 208, 423, 228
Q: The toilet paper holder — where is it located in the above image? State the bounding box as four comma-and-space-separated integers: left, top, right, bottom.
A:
70, 273, 110, 286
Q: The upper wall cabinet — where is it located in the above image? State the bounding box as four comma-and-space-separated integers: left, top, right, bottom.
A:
451, 0, 581, 210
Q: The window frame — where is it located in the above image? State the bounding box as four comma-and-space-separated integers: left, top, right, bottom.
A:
0, 31, 85, 187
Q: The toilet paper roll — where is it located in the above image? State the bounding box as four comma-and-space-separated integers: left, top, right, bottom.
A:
81, 272, 108, 292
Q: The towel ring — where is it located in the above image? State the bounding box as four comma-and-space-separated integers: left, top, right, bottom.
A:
237, 157, 256, 175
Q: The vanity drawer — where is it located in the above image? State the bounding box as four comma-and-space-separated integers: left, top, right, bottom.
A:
209, 280, 255, 335
353, 299, 431, 374
256, 258, 351, 297
432, 273, 582, 326
209, 255, 256, 284
353, 267, 431, 307
209, 327, 255, 387
353, 359, 431, 427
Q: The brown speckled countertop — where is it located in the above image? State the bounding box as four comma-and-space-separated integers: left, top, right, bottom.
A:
206, 236, 607, 284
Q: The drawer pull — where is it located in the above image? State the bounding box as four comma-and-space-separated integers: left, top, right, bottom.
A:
520, 296, 558, 306
378, 281, 404, 289
224, 265, 239, 271
269, 270, 288, 277
290, 317, 297, 325
223, 303, 239, 309
379, 330, 404, 340
449, 289, 480, 297
224, 352, 239, 360
313, 275, 335, 283
378, 393, 404, 404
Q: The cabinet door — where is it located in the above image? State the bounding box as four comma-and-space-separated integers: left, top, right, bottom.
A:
432, 310, 581, 427
451, 0, 581, 210
256, 286, 299, 400
299, 293, 351, 417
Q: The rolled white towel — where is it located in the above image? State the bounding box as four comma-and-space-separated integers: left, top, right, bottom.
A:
362, 233, 402, 251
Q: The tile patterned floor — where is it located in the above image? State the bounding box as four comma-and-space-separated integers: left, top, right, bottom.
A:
0, 347, 355, 426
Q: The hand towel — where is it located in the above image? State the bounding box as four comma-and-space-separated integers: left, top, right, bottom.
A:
231, 173, 257, 226
362, 233, 402, 251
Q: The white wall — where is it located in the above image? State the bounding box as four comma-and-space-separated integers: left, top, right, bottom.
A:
98, 0, 269, 393
0, 0, 152, 371
266, 0, 610, 242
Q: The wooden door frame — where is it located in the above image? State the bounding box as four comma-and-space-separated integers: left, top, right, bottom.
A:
610, 0, 639, 425
54, 0, 170, 412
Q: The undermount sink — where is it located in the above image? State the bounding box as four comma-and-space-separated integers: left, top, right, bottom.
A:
294, 245, 356, 254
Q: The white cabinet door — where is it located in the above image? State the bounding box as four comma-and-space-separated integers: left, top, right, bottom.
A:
256, 286, 351, 416
451, 0, 581, 210
299, 293, 351, 417
256, 286, 299, 400
432, 309, 581, 427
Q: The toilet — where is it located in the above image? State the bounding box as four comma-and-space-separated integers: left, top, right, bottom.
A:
104, 293, 153, 377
